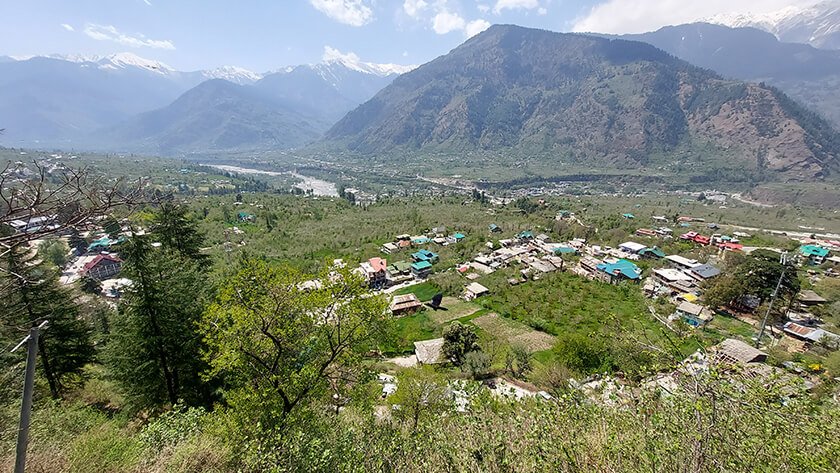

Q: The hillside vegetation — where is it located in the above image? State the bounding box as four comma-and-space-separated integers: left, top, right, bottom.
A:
326, 25, 840, 182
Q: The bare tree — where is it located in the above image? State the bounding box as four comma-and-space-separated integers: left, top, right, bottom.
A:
0, 160, 147, 260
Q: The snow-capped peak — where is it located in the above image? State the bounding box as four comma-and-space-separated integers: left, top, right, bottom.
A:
320, 46, 415, 76
96, 52, 174, 74
704, 1, 840, 49
202, 66, 263, 85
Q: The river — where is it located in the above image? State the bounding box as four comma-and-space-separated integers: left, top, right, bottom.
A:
207, 164, 339, 197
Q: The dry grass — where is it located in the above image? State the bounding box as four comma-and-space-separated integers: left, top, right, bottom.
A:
471, 313, 556, 352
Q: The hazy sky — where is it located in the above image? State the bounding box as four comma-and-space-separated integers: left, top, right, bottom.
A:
0, 0, 818, 71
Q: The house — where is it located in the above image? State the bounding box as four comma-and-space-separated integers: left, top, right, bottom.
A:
527, 259, 556, 275
618, 241, 647, 254
652, 216, 669, 223
489, 224, 502, 233
237, 211, 255, 222
414, 338, 445, 364
798, 290, 827, 306
635, 228, 658, 238
8, 215, 59, 234
693, 234, 711, 246
638, 247, 666, 259
827, 255, 840, 266
622, 213, 635, 219
381, 242, 399, 254
714, 339, 767, 365
666, 255, 700, 270
783, 322, 840, 347
411, 236, 431, 245
653, 268, 696, 293
453, 232, 466, 242
689, 263, 721, 281
656, 227, 673, 236
552, 246, 577, 256
653, 268, 694, 285
87, 237, 113, 253
675, 301, 714, 327
431, 226, 447, 235
718, 242, 744, 251
798, 245, 829, 265
680, 231, 698, 241
390, 294, 423, 316
411, 260, 432, 278
517, 230, 534, 240
412, 249, 439, 264
387, 261, 412, 277
81, 254, 122, 281
596, 259, 641, 284
360, 257, 388, 287
464, 282, 489, 300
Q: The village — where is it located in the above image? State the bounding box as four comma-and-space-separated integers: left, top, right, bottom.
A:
9, 190, 840, 408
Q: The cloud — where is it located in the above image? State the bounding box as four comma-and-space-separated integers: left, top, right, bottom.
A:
83, 24, 175, 49
322, 45, 361, 63
309, 0, 374, 26
142, 0, 152, 5
61, 23, 75, 32
493, 0, 540, 14
432, 10, 466, 34
572, 0, 805, 34
403, 0, 428, 18
538, 7, 547, 15
465, 19, 492, 37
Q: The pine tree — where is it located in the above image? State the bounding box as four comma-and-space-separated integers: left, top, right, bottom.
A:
0, 246, 95, 398
150, 203, 208, 264
105, 236, 213, 410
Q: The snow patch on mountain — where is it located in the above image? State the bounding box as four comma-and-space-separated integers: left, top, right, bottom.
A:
202, 66, 263, 85
321, 46, 415, 76
706, 1, 840, 49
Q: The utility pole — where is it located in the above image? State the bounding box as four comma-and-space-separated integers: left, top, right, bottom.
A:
11, 320, 48, 473
755, 252, 789, 348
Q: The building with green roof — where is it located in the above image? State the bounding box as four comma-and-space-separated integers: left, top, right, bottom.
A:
799, 245, 830, 265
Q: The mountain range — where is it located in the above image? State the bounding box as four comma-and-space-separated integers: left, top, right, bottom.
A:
0, 52, 411, 153
326, 25, 839, 181
620, 22, 840, 127
707, 0, 840, 50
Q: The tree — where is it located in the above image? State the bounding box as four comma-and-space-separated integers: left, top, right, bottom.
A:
505, 344, 531, 379
201, 260, 389, 430
704, 251, 799, 313
149, 203, 208, 264
0, 246, 94, 398
442, 322, 480, 366
389, 367, 450, 431
463, 351, 492, 379
105, 236, 212, 410
39, 238, 70, 268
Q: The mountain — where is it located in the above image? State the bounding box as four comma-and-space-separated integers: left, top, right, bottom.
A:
255, 50, 414, 122
621, 23, 840, 127
0, 54, 196, 145
326, 25, 840, 181
707, 1, 840, 49
0, 51, 410, 153
96, 79, 328, 154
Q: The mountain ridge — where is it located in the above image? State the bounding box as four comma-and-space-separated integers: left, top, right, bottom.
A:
325, 25, 840, 182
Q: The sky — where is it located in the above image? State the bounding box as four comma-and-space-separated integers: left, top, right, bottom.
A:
0, 0, 819, 72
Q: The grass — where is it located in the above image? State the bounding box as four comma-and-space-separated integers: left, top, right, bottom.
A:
470, 312, 556, 353
383, 310, 438, 354
428, 297, 482, 324
394, 282, 441, 302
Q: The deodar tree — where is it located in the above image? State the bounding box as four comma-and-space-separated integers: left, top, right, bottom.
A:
201, 260, 389, 431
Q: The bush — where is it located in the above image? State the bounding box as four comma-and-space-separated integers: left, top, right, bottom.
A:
463, 351, 492, 379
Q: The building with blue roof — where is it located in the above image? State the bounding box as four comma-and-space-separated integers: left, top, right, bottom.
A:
596, 259, 642, 284
411, 260, 433, 278
412, 249, 439, 264
799, 245, 830, 265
